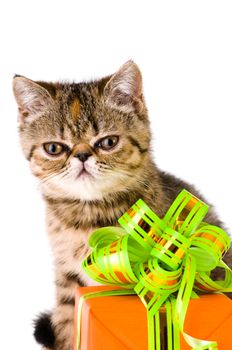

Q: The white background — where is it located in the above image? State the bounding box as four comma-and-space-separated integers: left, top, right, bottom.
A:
0, 1, 232, 349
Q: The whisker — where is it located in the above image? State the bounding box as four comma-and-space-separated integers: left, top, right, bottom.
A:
41, 166, 68, 180
40, 165, 70, 185
98, 164, 113, 170
98, 167, 150, 189
40, 171, 66, 185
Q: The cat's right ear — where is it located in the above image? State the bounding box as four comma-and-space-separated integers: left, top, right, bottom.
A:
13, 75, 54, 123
103, 60, 144, 114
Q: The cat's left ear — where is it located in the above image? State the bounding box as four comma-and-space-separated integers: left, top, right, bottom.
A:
104, 60, 144, 113
13, 75, 55, 123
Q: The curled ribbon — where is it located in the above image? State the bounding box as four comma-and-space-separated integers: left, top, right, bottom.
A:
80, 190, 232, 350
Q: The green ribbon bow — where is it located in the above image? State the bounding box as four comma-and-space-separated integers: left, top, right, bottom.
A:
79, 190, 232, 350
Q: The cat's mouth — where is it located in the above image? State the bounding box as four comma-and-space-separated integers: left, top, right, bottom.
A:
77, 167, 92, 179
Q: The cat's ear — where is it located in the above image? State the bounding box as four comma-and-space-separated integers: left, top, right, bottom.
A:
104, 60, 144, 113
13, 75, 55, 123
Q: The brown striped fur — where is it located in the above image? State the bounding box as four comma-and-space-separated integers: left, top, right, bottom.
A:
13, 61, 232, 350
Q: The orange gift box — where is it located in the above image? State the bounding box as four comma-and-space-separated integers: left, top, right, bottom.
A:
74, 286, 232, 350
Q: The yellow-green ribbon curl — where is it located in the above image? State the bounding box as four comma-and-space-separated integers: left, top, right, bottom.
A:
80, 190, 232, 350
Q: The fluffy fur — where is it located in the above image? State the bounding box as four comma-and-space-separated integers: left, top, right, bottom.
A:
13, 61, 232, 350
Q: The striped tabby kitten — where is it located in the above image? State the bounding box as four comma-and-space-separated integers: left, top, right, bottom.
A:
13, 61, 232, 350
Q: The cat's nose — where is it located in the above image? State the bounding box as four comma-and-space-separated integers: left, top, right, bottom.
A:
73, 143, 93, 162
75, 152, 92, 162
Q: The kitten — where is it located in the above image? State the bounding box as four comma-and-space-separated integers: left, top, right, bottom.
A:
13, 61, 232, 350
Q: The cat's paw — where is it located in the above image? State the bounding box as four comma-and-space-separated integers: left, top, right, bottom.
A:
34, 312, 55, 349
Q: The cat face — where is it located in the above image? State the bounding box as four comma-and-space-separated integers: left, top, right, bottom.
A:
13, 61, 151, 201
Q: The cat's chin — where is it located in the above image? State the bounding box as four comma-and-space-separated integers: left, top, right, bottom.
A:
40, 174, 131, 202
40, 176, 110, 201
40, 170, 135, 202
76, 169, 93, 180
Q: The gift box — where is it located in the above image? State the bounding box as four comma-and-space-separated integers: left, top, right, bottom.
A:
74, 286, 232, 350
75, 190, 232, 349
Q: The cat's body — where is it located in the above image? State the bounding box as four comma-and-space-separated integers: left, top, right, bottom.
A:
13, 61, 231, 350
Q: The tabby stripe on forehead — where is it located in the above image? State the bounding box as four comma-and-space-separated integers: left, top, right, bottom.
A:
59, 126, 65, 139
66, 117, 77, 138
88, 114, 99, 134
70, 99, 80, 122
128, 136, 148, 154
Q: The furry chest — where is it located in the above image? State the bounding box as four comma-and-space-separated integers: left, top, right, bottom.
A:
49, 226, 99, 286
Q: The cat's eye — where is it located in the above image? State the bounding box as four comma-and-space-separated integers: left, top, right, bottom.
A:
95, 136, 119, 151
43, 142, 67, 156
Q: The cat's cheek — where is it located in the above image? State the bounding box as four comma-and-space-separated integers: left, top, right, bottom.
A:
30, 158, 44, 178
68, 158, 86, 177
126, 149, 140, 165
84, 157, 100, 176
